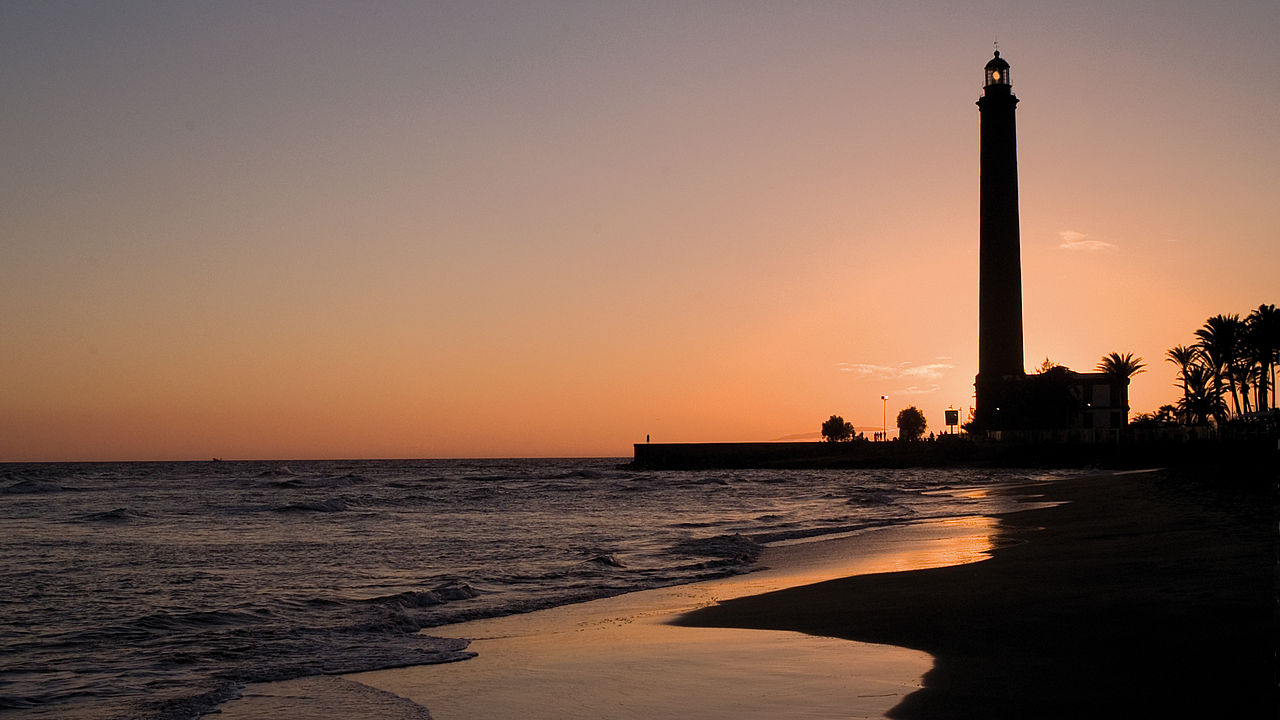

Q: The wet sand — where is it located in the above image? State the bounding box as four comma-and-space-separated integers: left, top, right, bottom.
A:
218, 507, 1017, 719
677, 468, 1277, 718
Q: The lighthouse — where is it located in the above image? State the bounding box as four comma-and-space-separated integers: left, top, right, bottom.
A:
974, 50, 1025, 430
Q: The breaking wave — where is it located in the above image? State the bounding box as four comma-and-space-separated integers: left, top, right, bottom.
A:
76, 507, 149, 523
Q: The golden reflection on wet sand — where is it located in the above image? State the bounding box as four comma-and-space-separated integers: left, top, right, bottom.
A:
220, 512, 1008, 720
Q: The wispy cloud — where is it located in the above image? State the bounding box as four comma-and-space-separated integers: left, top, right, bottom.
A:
896, 384, 940, 395
837, 361, 953, 381
837, 361, 952, 397
1058, 230, 1116, 252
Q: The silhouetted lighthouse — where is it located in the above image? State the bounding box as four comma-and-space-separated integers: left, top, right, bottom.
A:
974, 50, 1024, 429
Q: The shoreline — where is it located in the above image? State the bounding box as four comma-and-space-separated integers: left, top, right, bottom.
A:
213, 468, 1275, 719
676, 467, 1277, 718
215, 483, 1035, 720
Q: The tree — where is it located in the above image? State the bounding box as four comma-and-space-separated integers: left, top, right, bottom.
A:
1034, 357, 1060, 374
1164, 303, 1276, 424
896, 406, 927, 441
1195, 314, 1246, 417
1130, 404, 1177, 427
1154, 404, 1178, 424
1176, 363, 1226, 426
1246, 304, 1278, 412
1096, 352, 1146, 380
820, 415, 854, 442
1165, 345, 1199, 424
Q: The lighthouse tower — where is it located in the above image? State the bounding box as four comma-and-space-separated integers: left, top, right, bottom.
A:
974, 50, 1025, 430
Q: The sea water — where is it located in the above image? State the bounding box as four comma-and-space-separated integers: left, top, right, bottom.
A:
0, 459, 1054, 719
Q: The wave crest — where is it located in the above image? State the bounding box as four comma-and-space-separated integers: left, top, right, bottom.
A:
362, 582, 481, 610
77, 508, 149, 523
670, 533, 762, 565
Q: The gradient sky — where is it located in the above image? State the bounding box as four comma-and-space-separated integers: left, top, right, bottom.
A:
3, 1, 1277, 461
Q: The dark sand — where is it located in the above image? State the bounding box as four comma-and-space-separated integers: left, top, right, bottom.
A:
676, 468, 1277, 718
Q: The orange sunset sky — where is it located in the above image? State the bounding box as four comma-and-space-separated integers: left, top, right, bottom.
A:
3, 2, 1277, 461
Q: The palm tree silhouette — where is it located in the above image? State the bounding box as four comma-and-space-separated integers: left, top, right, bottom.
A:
1176, 364, 1226, 426
1246, 304, 1278, 412
1164, 345, 1199, 424
1096, 352, 1147, 380
1195, 314, 1246, 417
1095, 353, 1145, 422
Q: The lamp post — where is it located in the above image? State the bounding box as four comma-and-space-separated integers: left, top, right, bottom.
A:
881, 395, 888, 441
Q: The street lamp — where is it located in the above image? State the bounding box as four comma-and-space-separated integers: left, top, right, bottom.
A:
881, 395, 888, 441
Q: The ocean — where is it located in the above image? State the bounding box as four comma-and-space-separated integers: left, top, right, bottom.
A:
0, 458, 1054, 719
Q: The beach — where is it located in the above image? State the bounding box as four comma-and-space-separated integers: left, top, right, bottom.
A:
216, 467, 1275, 719
0, 461, 1025, 718
219, 512, 1010, 719
679, 467, 1277, 718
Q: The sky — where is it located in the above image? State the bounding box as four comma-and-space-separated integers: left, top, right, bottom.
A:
3, 1, 1277, 461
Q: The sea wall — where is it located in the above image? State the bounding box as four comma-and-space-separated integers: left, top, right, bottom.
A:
630, 441, 978, 470
629, 437, 1278, 471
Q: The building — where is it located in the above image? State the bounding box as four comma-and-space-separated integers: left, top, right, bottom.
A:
972, 51, 1129, 434
974, 51, 1025, 431
1074, 372, 1130, 431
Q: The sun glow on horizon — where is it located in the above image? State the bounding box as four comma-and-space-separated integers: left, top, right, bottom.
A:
2, 2, 1277, 461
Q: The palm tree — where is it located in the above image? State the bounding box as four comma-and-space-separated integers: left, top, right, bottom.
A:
1176, 364, 1226, 426
1165, 345, 1199, 424
1096, 351, 1147, 380
1165, 344, 1198, 371
1194, 314, 1246, 417
1246, 304, 1278, 412
1093, 352, 1145, 424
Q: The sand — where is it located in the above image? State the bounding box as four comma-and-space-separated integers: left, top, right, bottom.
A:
216, 468, 1276, 719
217, 504, 1019, 719
678, 468, 1277, 718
